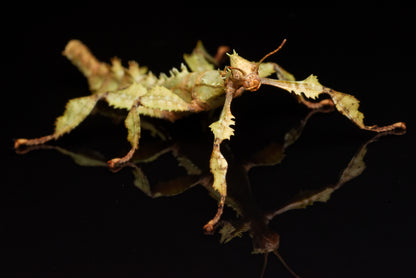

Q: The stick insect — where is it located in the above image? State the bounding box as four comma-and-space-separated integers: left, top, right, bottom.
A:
14, 39, 406, 232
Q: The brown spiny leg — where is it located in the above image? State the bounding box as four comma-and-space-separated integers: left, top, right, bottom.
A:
324, 88, 406, 132
204, 85, 241, 233
108, 99, 141, 168
15, 94, 103, 150
14, 135, 56, 150
261, 76, 406, 133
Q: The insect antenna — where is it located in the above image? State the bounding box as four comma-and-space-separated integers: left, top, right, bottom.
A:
256, 39, 287, 68
273, 249, 301, 278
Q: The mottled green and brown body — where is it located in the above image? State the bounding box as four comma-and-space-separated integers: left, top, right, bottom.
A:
62, 40, 227, 119
14, 39, 406, 233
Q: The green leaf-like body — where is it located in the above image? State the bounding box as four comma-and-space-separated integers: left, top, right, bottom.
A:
140, 86, 192, 112
106, 82, 147, 109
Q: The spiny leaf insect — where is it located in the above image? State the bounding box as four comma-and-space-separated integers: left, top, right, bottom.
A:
14, 39, 406, 233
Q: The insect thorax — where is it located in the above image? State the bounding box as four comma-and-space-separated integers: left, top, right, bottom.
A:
160, 68, 225, 109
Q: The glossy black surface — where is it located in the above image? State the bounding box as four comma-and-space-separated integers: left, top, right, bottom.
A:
4, 5, 415, 278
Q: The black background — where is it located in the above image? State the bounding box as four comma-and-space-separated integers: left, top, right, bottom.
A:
3, 3, 415, 278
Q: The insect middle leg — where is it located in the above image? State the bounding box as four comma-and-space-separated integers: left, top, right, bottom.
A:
14, 94, 103, 149
106, 84, 205, 168
204, 85, 240, 233
107, 99, 141, 168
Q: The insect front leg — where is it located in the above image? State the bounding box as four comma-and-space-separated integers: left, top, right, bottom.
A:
15, 94, 103, 149
261, 75, 406, 132
261, 62, 334, 109
204, 86, 241, 233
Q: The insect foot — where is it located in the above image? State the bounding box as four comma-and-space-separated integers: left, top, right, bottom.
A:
365, 121, 407, 133
14, 135, 56, 151
203, 222, 215, 234
14, 139, 33, 155
107, 148, 137, 168
107, 158, 122, 169
14, 138, 28, 149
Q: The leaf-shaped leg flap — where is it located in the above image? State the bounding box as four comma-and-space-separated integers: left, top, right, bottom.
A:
260, 63, 333, 109
261, 75, 406, 132
204, 88, 236, 233
15, 94, 101, 149
326, 89, 406, 132
108, 101, 141, 168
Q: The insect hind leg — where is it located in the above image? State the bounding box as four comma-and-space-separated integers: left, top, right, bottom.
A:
14, 94, 102, 150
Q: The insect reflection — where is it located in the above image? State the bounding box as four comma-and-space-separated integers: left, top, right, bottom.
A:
16, 105, 404, 277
